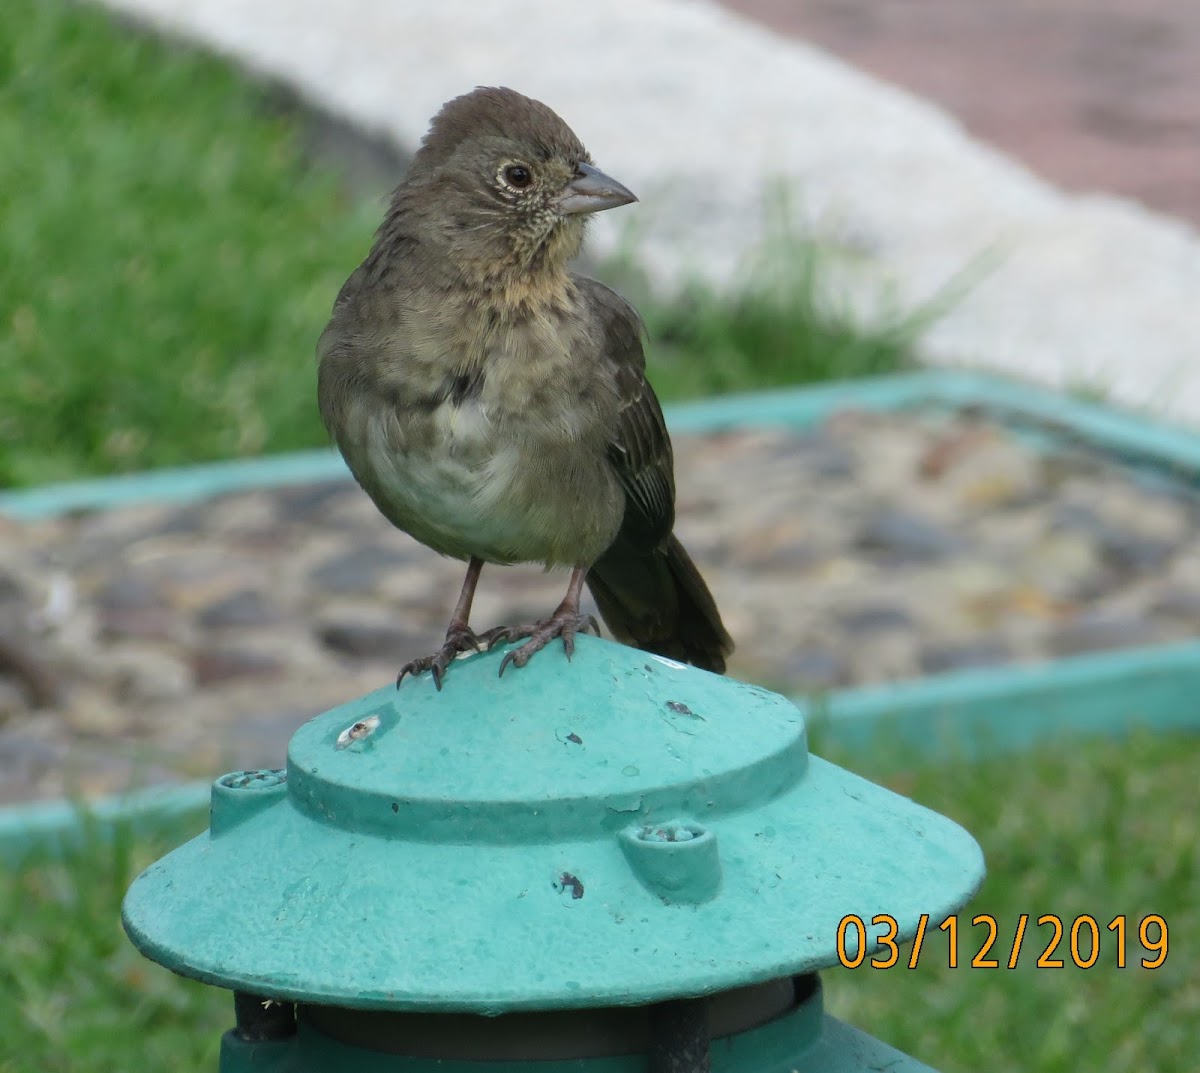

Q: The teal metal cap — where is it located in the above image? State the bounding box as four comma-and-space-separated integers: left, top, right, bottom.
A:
122, 636, 984, 1013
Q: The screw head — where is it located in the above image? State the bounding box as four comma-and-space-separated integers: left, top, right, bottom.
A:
620, 820, 721, 904
218, 769, 287, 791
211, 769, 289, 836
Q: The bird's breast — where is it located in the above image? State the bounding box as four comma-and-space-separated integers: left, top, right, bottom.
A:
328, 292, 626, 566
432, 396, 493, 452
353, 397, 622, 568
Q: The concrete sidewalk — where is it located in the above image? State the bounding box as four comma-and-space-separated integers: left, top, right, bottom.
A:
99, 0, 1200, 422
725, 0, 1200, 229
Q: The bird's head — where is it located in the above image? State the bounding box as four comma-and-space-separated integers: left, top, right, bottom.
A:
401, 87, 636, 281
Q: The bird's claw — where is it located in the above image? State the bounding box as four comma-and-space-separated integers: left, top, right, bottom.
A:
484, 612, 600, 677
396, 625, 482, 691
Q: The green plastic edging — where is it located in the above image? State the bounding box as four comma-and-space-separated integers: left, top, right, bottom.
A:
0, 448, 348, 520
0, 782, 209, 865
817, 638, 1200, 756
3, 369, 1199, 856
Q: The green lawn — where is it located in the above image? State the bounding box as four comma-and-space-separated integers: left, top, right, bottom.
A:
0, 0, 377, 486
0, 0, 917, 489
0, 820, 225, 1073
2, 731, 1195, 1073
819, 730, 1198, 1072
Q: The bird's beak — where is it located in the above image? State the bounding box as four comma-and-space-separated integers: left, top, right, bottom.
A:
557, 162, 638, 216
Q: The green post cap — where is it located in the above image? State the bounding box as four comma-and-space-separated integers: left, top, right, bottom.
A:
123, 636, 984, 1013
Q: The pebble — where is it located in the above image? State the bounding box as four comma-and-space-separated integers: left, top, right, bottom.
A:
1148, 588, 1200, 622
1052, 503, 1178, 574
317, 618, 432, 661
228, 707, 327, 770
837, 604, 915, 634
919, 639, 1013, 675
190, 646, 287, 687
106, 647, 194, 703
0, 568, 25, 605
2, 407, 1200, 803
0, 679, 29, 719
64, 693, 140, 737
130, 549, 266, 609
273, 479, 358, 523
847, 632, 922, 684
857, 506, 965, 562
155, 502, 214, 536
782, 647, 850, 691
99, 605, 181, 642
195, 589, 285, 629
1047, 613, 1163, 658
93, 573, 164, 611
1021, 533, 1104, 601
794, 436, 857, 480
308, 542, 415, 594
0, 724, 64, 805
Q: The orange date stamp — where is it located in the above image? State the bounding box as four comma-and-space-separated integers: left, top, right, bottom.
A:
836, 913, 1169, 970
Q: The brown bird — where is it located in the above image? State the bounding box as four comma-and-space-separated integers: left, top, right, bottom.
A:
317, 86, 733, 688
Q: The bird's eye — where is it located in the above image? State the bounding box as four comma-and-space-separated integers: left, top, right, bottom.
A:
503, 165, 532, 189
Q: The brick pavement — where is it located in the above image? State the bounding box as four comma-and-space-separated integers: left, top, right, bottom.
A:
721, 0, 1200, 226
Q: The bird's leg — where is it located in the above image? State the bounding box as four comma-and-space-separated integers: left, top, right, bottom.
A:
481, 566, 601, 677
397, 557, 486, 691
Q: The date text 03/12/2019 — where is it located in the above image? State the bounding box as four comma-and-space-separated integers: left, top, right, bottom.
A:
836, 914, 1169, 970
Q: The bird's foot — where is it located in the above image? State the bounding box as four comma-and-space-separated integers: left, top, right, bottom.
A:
481, 611, 601, 677
396, 624, 483, 691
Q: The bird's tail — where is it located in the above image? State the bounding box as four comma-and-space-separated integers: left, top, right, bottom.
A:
586, 534, 733, 673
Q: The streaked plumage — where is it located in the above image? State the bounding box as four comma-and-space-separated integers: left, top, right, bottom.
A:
317, 87, 733, 686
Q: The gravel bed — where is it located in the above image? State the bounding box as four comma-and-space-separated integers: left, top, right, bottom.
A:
4, 406, 1200, 804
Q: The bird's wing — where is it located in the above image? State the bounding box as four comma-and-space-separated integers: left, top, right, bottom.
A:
579, 277, 675, 549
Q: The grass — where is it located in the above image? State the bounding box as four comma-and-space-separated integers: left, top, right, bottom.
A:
0, 816, 223, 1073
0, 0, 378, 486
818, 730, 1199, 1072
1, 732, 1195, 1073
0, 0, 921, 490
